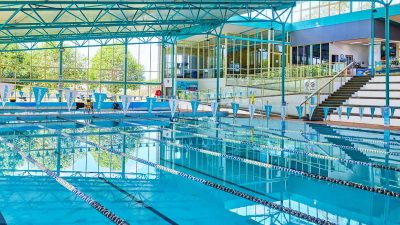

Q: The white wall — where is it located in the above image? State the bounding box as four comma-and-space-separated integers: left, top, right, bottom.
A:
330, 42, 370, 67
198, 78, 226, 91
369, 43, 381, 67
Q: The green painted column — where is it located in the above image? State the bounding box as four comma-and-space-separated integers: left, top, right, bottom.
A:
161, 42, 165, 98
216, 36, 221, 103
123, 38, 128, 95
281, 24, 286, 105
122, 132, 126, 178
385, 3, 390, 107
371, 2, 375, 76
59, 42, 63, 102
171, 43, 176, 97
56, 134, 61, 176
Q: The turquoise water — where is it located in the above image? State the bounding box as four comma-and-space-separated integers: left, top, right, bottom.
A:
0, 115, 399, 225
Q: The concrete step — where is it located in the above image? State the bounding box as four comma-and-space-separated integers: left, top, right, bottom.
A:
310, 75, 372, 120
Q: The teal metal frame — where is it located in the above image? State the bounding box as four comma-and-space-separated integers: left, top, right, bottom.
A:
384, 0, 393, 107
123, 38, 128, 95
371, 2, 375, 76
216, 36, 221, 103
171, 42, 176, 97
0, 1, 296, 45
58, 42, 63, 102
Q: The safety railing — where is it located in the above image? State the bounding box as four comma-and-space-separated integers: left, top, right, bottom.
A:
299, 61, 355, 115
225, 62, 346, 87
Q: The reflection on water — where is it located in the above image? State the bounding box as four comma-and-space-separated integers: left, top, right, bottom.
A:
0, 116, 398, 224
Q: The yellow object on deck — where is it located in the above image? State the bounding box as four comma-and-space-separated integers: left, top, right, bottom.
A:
251, 93, 255, 104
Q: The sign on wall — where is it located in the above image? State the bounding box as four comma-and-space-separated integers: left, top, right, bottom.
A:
177, 80, 198, 92
304, 79, 316, 91
164, 78, 173, 88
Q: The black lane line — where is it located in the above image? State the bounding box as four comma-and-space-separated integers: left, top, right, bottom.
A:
98, 177, 178, 225
161, 159, 281, 202
0, 212, 7, 225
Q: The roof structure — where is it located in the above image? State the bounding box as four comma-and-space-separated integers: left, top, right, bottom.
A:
0, 0, 300, 45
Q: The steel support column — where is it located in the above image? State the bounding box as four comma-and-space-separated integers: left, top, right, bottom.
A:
371, 2, 376, 76
56, 134, 61, 176
123, 38, 128, 95
171, 43, 176, 97
385, 3, 390, 107
59, 42, 63, 102
281, 24, 286, 105
161, 42, 166, 98
122, 132, 126, 179
216, 36, 221, 103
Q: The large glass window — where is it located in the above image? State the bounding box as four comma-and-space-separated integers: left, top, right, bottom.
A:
0, 40, 159, 97
292, 47, 298, 65
312, 44, 321, 64
304, 45, 311, 65
298, 46, 304, 65
321, 43, 330, 63
329, 1, 340, 16
290, 1, 373, 22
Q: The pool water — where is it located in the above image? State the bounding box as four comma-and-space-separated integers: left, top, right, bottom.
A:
0, 115, 399, 225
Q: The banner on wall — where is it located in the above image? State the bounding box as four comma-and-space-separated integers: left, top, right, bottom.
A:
191, 100, 200, 115
0, 83, 14, 107
309, 105, 316, 120
64, 90, 77, 112
231, 102, 239, 118
120, 95, 132, 114
177, 80, 198, 94
323, 107, 330, 120
169, 99, 178, 118
281, 104, 287, 120
359, 107, 364, 119
390, 106, 396, 118
211, 101, 218, 119
94, 92, 107, 110
370, 107, 376, 119
346, 107, 353, 119
147, 97, 156, 113
296, 106, 303, 119
337, 107, 342, 119
32, 87, 48, 107
249, 104, 256, 121
264, 105, 272, 119
382, 107, 390, 126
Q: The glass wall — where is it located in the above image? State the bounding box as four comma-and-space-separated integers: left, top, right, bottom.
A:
0, 39, 162, 98
292, 43, 329, 66
172, 29, 290, 80
291, 43, 331, 77
291, 1, 400, 23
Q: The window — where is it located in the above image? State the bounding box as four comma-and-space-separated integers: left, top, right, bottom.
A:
312, 44, 321, 64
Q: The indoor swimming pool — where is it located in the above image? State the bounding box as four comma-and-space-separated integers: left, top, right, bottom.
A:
0, 114, 399, 225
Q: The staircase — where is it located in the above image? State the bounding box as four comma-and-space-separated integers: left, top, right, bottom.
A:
310, 76, 372, 121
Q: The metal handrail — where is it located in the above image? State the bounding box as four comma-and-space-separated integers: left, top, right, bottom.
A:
299, 61, 354, 106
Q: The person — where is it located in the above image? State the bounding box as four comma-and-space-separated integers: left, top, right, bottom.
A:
85, 99, 93, 114
113, 102, 120, 110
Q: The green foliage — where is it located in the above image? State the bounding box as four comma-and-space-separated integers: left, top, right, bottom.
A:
0, 44, 31, 80
0, 43, 145, 94
89, 45, 144, 94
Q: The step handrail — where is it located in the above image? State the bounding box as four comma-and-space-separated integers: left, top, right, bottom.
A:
299, 61, 355, 106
